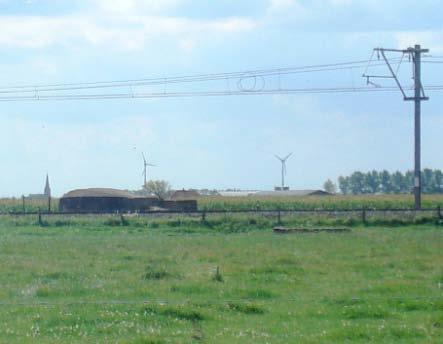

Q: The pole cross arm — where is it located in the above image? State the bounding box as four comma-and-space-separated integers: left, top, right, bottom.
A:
405, 47, 429, 53
404, 96, 429, 101
379, 50, 408, 99
374, 47, 429, 53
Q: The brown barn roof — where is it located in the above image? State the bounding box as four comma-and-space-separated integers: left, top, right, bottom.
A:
170, 189, 200, 200
254, 190, 331, 197
62, 188, 140, 199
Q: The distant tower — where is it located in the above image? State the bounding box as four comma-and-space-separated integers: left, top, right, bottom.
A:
44, 174, 51, 197
274, 153, 293, 190
142, 153, 155, 188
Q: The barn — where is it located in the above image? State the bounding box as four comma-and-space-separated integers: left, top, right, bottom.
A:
59, 188, 159, 213
170, 189, 200, 201
59, 188, 198, 213
254, 190, 331, 197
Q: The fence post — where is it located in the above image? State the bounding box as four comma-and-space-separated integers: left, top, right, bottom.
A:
277, 208, 282, 225
438, 206, 442, 219
120, 214, 127, 226
201, 210, 206, 222
362, 207, 367, 225
22, 195, 25, 214
38, 208, 42, 226
48, 195, 51, 213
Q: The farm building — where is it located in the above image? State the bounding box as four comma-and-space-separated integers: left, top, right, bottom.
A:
254, 190, 331, 197
59, 188, 158, 213
216, 190, 330, 197
218, 190, 259, 197
59, 188, 197, 213
170, 189, 200, 200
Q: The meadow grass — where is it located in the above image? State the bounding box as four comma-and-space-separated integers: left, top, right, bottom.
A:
0, 216, 441, 343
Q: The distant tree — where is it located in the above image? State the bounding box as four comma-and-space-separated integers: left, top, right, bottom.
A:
434, 170, 443, 193
144, 180, 172, 200
349, 171, 365, 194
379, 170, 392, 193
323, 179, 337, 194
390, 171, 406, 193
364, 170, 380, 194
404, 170, 414, 193
422, 168, 434, 194
338, 176, 350, 195
335, 169, 443, 195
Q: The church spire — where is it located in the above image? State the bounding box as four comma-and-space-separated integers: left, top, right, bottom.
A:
44, 174, 51, 197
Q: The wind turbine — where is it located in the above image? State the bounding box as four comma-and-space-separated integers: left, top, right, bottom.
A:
274, 153, 292, 189
142, 153, 155, 187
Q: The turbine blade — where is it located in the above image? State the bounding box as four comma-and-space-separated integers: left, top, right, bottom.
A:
274, 154, 283, 161
142, 152, 146, 164
284, 152, 293, 161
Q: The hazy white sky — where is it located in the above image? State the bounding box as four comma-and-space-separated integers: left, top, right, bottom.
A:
0, 0, 442, 196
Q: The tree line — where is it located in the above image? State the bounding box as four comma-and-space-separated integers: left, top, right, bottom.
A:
324, 169, 443, 195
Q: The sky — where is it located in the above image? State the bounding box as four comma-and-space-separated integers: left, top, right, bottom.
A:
0, 0, 442, 197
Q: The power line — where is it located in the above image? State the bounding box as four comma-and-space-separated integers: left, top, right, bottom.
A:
0, 59, 403, 94
0, 85, 443, 102
0, 56, 437, 101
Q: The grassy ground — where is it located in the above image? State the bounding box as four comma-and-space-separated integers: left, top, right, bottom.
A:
0, 217, 442, 343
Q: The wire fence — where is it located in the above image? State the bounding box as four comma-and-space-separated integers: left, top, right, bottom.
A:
2, 207, 442, 217
1, 207, 443, 228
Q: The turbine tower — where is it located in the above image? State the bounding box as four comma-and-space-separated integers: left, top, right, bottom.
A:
142, 153, 155, 188
274, 153, 292, 189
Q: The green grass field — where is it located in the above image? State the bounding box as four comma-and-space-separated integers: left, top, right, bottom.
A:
0, 216, 442, 343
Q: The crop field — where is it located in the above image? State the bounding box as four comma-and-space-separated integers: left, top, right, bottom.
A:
0, 215, 442, 343
0, 198, 59, 213
198, 194, 443, 211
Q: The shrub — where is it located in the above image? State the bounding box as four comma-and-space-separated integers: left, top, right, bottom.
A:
212, 266, 223, 282
143, 266, 171, 280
